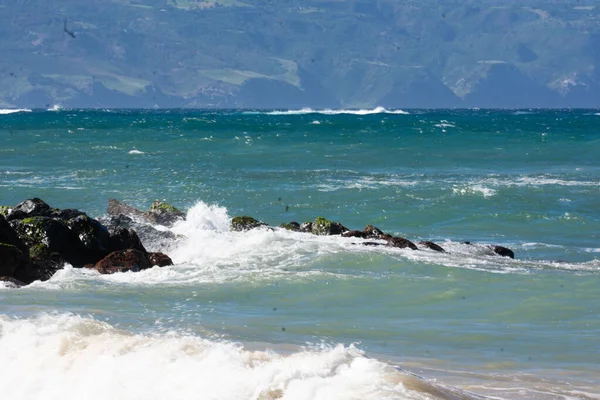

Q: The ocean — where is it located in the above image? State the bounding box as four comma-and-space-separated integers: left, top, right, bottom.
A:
0, 107, 599, 399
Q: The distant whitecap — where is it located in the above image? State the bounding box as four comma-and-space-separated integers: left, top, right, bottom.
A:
0, 108, 32, 115
128, 149, 145, 155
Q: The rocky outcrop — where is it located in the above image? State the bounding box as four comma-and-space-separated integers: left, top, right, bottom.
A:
0, 198, 178, 285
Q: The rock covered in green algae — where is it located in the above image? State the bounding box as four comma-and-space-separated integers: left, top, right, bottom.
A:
231, 216, 267, 232
311, 217, 348, 236
148, 200, 186, 226
279, 222, 300, 231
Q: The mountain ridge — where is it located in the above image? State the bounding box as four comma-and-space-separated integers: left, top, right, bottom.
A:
1, 0, 599, 108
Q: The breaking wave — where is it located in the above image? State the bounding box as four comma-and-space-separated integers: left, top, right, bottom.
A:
261, 107, 409, 116
0, 108, 32, 115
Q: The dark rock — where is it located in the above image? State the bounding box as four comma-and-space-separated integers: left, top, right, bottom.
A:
93, 249, 151, 274
0, 206, 10, 218
15, 251, 65, 284
492, 245, 515, 259
386, 237, 418, 250
99, 214, 178, 252
418, 241, 446, 252
10, 216, 88, 265
299, 222, 312, 233
147, 200, 186, 226
342, 230, 368, 239
364, 225, 385, 239
231, 216, 267, 231
0, 243, 28, 277
0, 276, 26, 288
109, 228, 147, 254
5, 198, 52, 221
148, 252, 173, 267
0, 214, 30, 258
51, 208, 86, 220
362, 242, 385, 247
311, 217, 348, 236
65, 214, 111, 261
279, 222, 300, 231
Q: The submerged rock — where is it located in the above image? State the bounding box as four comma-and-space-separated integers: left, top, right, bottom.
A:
148, 252, 173, 267
492, 245, 515, 259
418, 241, 446, 252
299, 222, 312, 233
342, 230, 368, 239
386, 237, 418, 250
0, 276, 25, 288
364, 225, 385, 239
279, 222, 301, 231
311, 217, 348, 236
231, 216, 267, 231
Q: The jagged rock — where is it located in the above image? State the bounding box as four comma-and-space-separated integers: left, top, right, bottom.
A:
492, 245, 515, 259
109, 228, 147, 254
364, 225, 385, 239
0, 243, 28, 277
148, 252, 173, 267
231, 216, 266, 231
386, 237, 418, 250
0, 206, 10, 218
93, 249, 151, 274
418, 241, 446, 252
4, 198, 52, 221
99, 214, 178, 252
311, 217, 348, 236
300, 222, 312, 233
342, 230, 368, 238
0, 276, 25, 288
107, 198, 149, 221
279, 222, 300, 231
147, 200, 186, 226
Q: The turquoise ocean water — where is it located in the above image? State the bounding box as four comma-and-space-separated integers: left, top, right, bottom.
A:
0, 108, 599, 399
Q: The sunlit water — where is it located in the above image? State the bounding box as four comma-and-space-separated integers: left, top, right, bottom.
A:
1, 108, 599, 399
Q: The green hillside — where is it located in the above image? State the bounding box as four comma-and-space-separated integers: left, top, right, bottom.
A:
1, 0, 599, 108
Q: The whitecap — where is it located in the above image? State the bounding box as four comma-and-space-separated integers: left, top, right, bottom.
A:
263, 107, 409, 116
128, 149, 145, 155
0, 108, 32, 115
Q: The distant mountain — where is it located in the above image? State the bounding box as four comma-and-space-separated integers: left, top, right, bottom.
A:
0, 0, 599, 109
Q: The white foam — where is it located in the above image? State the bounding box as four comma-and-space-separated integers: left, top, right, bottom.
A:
47, 104, 63, 111
452, 185, 497, 198
0, 108, 32, 115
128, 149, 145, 155
263, 107, 409, 116
0, 314, 429, 400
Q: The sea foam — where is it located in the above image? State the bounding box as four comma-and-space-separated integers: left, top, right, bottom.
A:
0, 314, 441, 400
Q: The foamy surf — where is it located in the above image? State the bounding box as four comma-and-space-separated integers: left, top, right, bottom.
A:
262, 107, 409, 116
0, 314, 473, 400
